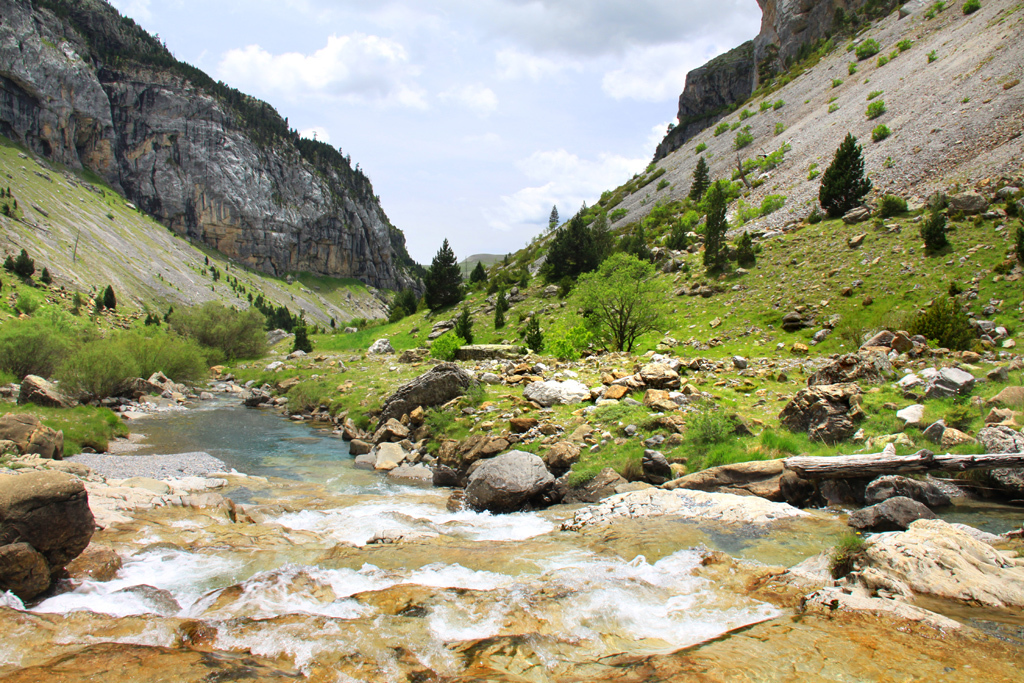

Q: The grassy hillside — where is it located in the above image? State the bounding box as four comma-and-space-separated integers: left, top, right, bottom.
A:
0, 134, 386, 326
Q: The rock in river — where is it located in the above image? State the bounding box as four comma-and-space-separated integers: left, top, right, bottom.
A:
465, 450, 554, 513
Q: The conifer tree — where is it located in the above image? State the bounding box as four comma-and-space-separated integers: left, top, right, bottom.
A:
549, 205, 559, 231
735, 231, 756, 268
424, 239, 464, 311
292, 324, 313, 353
920, 210, 949, 253
819, 133, 872, 217
3, 255, 15, 272
1015, 223, 1024, 265
454, 306, 474, 345
103, 284, 117, 310
703, 181, 729, 273
39, 267, 52, 285
542, 213, 601, 283
523, 317, 543, 352
494, 289, 508, 329
470, 261, 487, 285
689, 156, 711, 202
13, 249, 34, 278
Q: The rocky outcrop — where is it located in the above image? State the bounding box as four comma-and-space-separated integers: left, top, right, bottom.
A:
18, 375, 73, 408
377, 363, 475, 426
806, 352, 889, 386
778, 383, 862, 444
0, 471, 94, 600
848, 496, 936, 532
523, 380, 590, 407
0, 0, 415, 291
0, 414, 64, 460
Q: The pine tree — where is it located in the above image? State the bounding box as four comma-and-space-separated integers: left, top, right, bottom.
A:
292, 324, 313, 353
13, 249, 34, 278
703, 181, 729, 273
424, 239, 464, 311
1015, 223, 1024, 265
523, 317, 543, 352
549, 205, 560, 231
3, 255, 15, 272
454, 306, 474, 345
542, 213, 601, 283
689, 156, 711, 202
920, 210, 949, 253
469, 261, 487, 285
735, 231, 756, 268
103, 285, 117, 310
666, 218, 689, 251
39, 267, 52, 285
819, 133, 872, 217
494, 289, 508, 329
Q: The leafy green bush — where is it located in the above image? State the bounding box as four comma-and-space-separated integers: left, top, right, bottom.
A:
430, 332, 465, 361
761, 194, 786, 215
759, 101, 772, 113
878, 194, 907, 217
908, 297, 975, 350
58, 340, 140, 399
927, 50, 938, 63
609, 208, 627, 222
713, 122, 730, 137
963, 0, 980, 14
773, 99, 784, 110
872, 124, 891, 142
734, 126, 754, 150
170, 302, 266, 360
15, 290, 41, 314
695, 142, 707, 153
867, 90, 883, 100
920, 210, 949, 253
856, 39, 880, 60
774, 122, 786, 136
944, 403, 974, 431
739, 109, 753, 121
120, 329, 208, 383
828, 103, 839, 113
848, 62, 858, 75
832, 78, 844, 88
0, 317, 74, 379
807, 163, 820, 181
830, 533, 866, 578
548, 324, 591, 361
686, 401, 735, 456
657, 179, 670, 191
876, 54, 889, 67
897, 39, 913, 52
866, 100, 887, 119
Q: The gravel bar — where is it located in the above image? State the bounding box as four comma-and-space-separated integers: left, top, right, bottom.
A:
69, 452, 229, 480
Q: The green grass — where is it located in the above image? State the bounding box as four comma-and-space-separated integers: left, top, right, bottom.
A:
2, 404, 127, 455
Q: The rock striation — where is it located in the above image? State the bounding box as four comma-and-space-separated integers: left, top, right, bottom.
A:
0, 0, 416, 290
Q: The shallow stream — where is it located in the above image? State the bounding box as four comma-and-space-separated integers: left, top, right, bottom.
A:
6, 401, 1023, 681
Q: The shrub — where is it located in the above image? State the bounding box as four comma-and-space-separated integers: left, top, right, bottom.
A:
735, 232, 756, 268
686, 401, 735, 454
944, 403, 974, 431
832, 78, 844, 88
39, 267, 52, 285
13, 249, 34, 278
739, 109, 753, 121
1015, 224, 1024, 265
761, 194, 786, 216
828, 103, 839, 113
15, 290, 41, 314
819, 133, 872, 217
775, 122, 786, 136
609, 208, 627, 222
773, 99, 784, 110
808, 207, 824, 224
656, 179, 670, 191
920, 210, 949, 252
872, 124, 891, 142
120, 329, 208, 383
548, 324, 591, 361
454, 306, 474, 345
58, 340, 140, 399
759, 101, 772, 113
928, 50, 938, 63
830, 533, 866, 578
856, 39, 880, 60
0, 317, 74, 379
897, 39, 913, 52
713, 122, 730, 137
878, 194, 907, 217
867, 90, 883, 100
734, 126, 754, 150
877, 54, 889, 67
695, 142, 707, 153
848, 62, 858, 75
866, 100, 887, 119
291, 324, 313, 354
963, 0, 980, 13
807, 163, 820, 181
908, 296, 975, 350
169, 302, 267, 360
430, 331, 465, 361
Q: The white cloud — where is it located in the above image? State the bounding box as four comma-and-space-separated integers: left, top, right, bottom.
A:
217, 33, 427, 108
602, 41, 725, 102
485, 149, 648, 231
299, 127, 331, 144
495, 49, 580, 81
647, 121, 673, 151
438, 84, 499, 116
109, 0, 153, 23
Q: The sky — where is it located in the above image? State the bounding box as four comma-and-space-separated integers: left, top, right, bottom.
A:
109, 0, 762, 264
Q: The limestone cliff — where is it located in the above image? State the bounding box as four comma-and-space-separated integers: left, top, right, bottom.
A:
0, 0, 418, 291
654, 0, 896, 160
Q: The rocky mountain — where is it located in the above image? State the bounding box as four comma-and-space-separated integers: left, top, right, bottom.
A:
656, 0, 896, 159
0, 0, 418, 292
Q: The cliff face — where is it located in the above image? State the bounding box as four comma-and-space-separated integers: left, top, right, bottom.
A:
655, 0, 893, 160
0, 0, 416, 291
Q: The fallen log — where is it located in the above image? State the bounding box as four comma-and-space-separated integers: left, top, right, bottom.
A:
783, 450, 1024, 479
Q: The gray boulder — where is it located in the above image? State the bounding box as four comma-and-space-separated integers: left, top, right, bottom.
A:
377, 363, 475, 426
523, 380, 590, 407
807, 352, 889, 386
0, 414, 64, 460
642, 450, 673, 485
18, 375, 72, 409
465, 451, 555, 513
848, 496, 937, 532
367, 339, 395, 355
265, 329, 291, 347
864, 475, 951, 508
922, 420, 946, 444
778, 383, 862, 445
948, 193, 989, 215
924, 367, 975, 399
242, 388, 271, 407
976, 426, 1024, 454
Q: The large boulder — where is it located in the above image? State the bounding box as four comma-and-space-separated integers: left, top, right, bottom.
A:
641, 450, 673, 485
372, 418, 410, 445
663, 459, 793, 502
638, 363, 681, 390
0, 542, 50, 599
848, 496, 936, 532
0, 471, 94, 600
778, 383, 862, 445
454, 345, 523, 361
372, 443, 408, 471
0, 414, 64, 460
377, 363, 475, 426
523, 380, 590, 407
947, 193, 989, 215
924, 367, 975, 400
367, 339, 395, 355
464, 451, 555, 513
242, 388, 271, 407
976, 425, 1024, 454
988, 386, 1024, 408
17, 375, 71, 408
807, 352, 889, 386
863, 519, 1024, 608
864, 475, 951, 508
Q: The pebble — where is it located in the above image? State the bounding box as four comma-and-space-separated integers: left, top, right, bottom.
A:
69, 451, 229, 479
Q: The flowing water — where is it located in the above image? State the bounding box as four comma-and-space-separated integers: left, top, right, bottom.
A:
4, 401, 1023, 682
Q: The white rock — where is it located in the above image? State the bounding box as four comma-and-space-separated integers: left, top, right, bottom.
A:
523, 380, 591, 407
895, 404, 925, 427
368, 339, 395, 355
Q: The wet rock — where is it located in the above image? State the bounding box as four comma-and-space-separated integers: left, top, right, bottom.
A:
864, 519, 1024, 608
372, 418, 410, 445
65, 545, 123, 582
352, 453, 376, 470
377, 363, 475, 426
0, 542, 50, 600
372, 443, 408, 471
387, 464, 434, 484
348, 439, 372, 456
864, 476, 951, 508
18, 375, 71, 409
431, 465, 459, 487
0, 414, 64, 460
778, 383, 862, 445
464, 451, 555, 513
367, 339, 395, 355
242, 389, 271, 407
523, 380, 590, 407
848, 496, 936, 532
642, 450, 673, 485
924, 367, 975, 400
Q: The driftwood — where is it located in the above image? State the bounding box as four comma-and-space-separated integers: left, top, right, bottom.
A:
783, 449, 1024, 479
